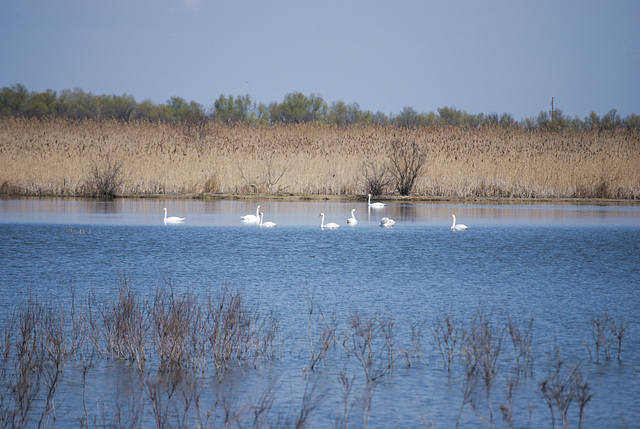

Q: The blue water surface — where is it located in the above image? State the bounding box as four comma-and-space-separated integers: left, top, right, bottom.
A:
1, 197, 639, 427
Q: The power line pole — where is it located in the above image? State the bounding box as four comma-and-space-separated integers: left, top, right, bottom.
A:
551, 97, 554, 120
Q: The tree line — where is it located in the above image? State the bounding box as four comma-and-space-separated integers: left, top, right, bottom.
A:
1, 83, 638, 131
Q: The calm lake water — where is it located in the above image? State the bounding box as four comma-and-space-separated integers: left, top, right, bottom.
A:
1, 197, 639, 428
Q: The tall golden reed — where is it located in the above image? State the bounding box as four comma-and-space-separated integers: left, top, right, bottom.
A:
1, 117, 638, 199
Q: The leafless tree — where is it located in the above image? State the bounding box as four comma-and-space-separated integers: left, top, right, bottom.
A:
360, 161, 391, 197
387, 140, 428, 195
86, 155, 124, 198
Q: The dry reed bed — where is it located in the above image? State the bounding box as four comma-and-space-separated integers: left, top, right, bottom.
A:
1, 117, 638, 199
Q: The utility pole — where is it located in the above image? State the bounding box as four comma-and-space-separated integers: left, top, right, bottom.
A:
551, 97, 554, 120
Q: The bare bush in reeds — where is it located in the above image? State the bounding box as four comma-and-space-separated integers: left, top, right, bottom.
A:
84, 155, 124, 198
388, 139, 428, 195
1, 118, 638, 198
360, 161, 390, 197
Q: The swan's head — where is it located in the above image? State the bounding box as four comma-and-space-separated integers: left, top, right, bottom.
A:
164, 208, 167, 212
450, 214, 455, 219
318, 213, 324, 217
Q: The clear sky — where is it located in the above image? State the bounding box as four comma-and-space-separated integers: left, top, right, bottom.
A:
2, 0, 638, 120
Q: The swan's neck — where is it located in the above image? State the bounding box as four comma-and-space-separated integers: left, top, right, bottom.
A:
256, 207, 260, 217
367, 195, 371, 205
164, 210, 167, 221
451, 216, 456, 228
320, 214, 324, 228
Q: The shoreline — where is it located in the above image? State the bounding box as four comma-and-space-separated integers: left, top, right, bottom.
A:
2, 192, 638, 206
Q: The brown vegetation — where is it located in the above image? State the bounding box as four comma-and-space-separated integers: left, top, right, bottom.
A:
1, 117, 639, 199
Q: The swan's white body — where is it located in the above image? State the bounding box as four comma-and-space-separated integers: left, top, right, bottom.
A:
163, 208, 185, 223
241, 205, 261, 222
347, 209, 358, 224
319, 213, 340, 229
450, 214, 468, 231
379, 217, 395, 227
259, 212, 277, 228
367, 194, 386, 208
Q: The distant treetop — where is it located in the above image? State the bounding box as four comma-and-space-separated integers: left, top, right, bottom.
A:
1, 83, 637, 131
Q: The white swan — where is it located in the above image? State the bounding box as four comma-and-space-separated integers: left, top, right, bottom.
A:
379, 217, 395, 227
163, 208, 185, 223
319, 213, 340, 229
450, 214, 468, 231
367, 194, 386, 208
241, 205, 261, 222
347, 209, 358, 224
259, 212, 277, 228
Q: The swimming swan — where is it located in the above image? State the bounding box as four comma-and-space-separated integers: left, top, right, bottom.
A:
241, 205, 261, 222
259, 212, 277, 228
450, 214, 468, 231
379, 217, 396, 227
319, 213, 340, 229
347, 209, 358, 224
367, 194, 386, 208
163, 208, 185, 223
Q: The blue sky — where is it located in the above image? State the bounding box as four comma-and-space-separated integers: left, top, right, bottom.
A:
1, 0, 638, 120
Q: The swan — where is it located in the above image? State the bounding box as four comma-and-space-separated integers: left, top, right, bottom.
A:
241, 205, 261, 222
259, 212, 277, 228
163, 208, 185, 223
367, 194, 386, 208
347, 209, 358, 224
319, 213, 340, 229
450, 214, 468, 231
379, 217, 396, 227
